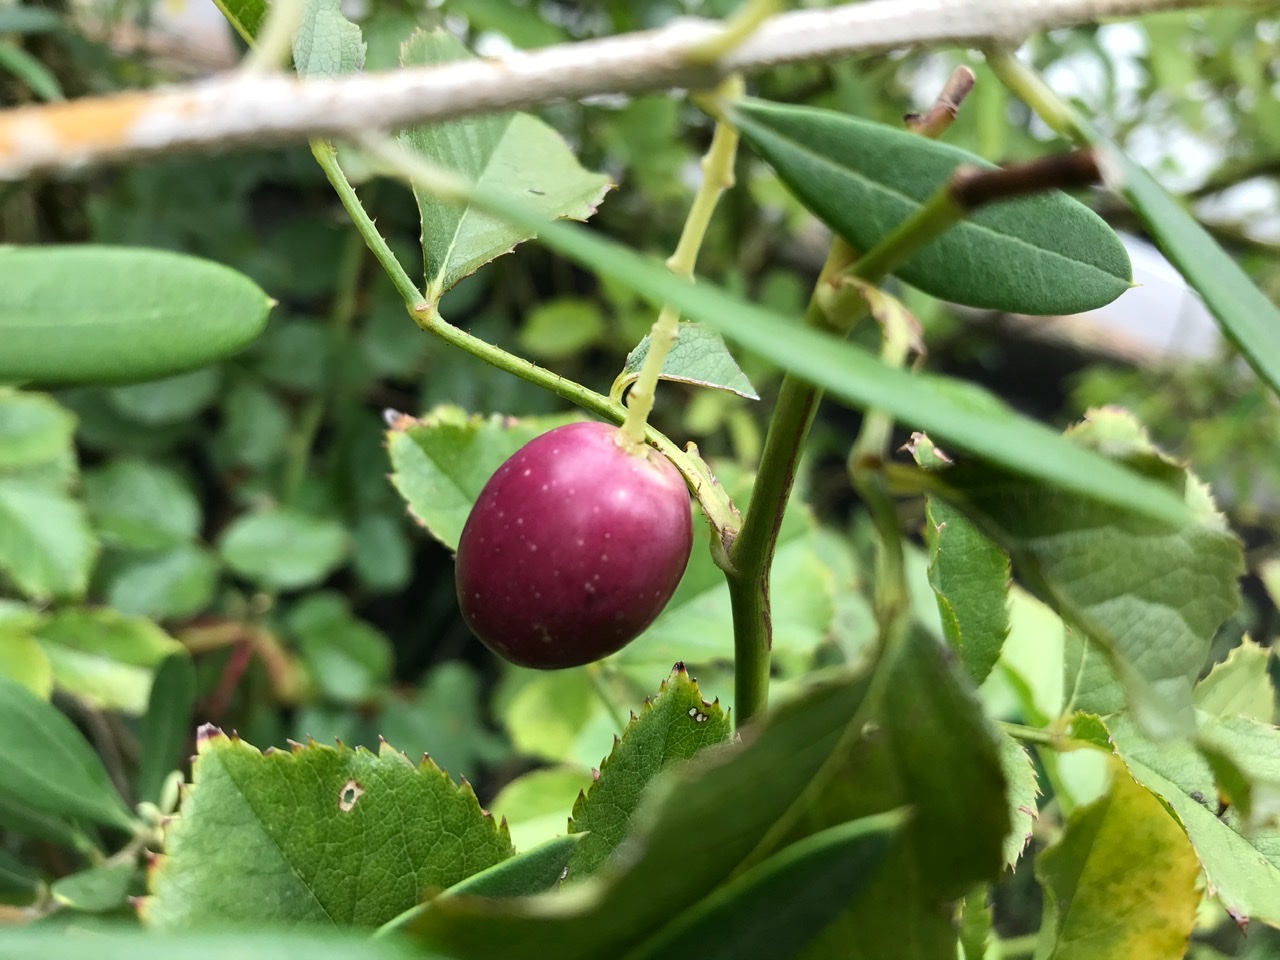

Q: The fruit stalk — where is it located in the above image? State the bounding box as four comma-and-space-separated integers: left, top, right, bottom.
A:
619, 75, 745, 454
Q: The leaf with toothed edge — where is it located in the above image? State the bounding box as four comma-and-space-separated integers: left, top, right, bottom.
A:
566, 663, 731, 879
141, 725, 514, 930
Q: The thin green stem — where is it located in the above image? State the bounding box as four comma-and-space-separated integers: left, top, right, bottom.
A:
983, 47, 1088, 144
312, 140, 421, 307
282, 225, 365, 504
620, 75, 743, 453
585, 663, 629, 735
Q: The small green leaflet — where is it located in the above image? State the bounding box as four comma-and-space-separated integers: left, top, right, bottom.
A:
293, 0, 365, 77
398, 30, 612, 305
617, 324, 759, 401
727, 98, 1132, 316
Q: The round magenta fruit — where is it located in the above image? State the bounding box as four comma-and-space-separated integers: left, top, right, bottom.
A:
454, 421, 693, 669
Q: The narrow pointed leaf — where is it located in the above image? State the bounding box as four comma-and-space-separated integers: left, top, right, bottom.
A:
624, 812, 904, 960
138, 652, 197, 805
142, 727, 514, 930
398, 30, 611, 303
923, 492, 1011, 685
0, 676, 135, 830
567, 664, 731, 878
410, 168, 1191, 526
0, 930, 426, 960
797, 629, 1009, 960
1084, 120, 1280, 400
618, 324, 759, 400
0, 247, 271, 385
999, 731, 1039, 869
728, 98, 1131, 315
50, 860, 135, 913
1036, 757, 1200, 960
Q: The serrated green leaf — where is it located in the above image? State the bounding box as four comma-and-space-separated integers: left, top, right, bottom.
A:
617, 323, 759, 401
727, 98, 1131, 315
288, 592, 392, 705
0, 389, 75, 470
567, 664, 731, 878
1082, 118, 1280, 401
799, 629, 1009, 960
0, 930, 424, 960
923, 494, 1010, 685
293, 0, 365, 78
83, 459, 201, 551
624, 811, 903, 960
1036, 757, 1201, 960
104, 544, 220, 620
138, 653, 197, 806
411, 663, 878, 959
398, 30, 611, 303
920, 409, 1242, 737
1196, 638, 1276, 723
0, 247, 271, 385
377, 662, 512, 782
143, 728, 514, 929
1108, 713, 1280, 926
35, 608, 181, 715
410, 159, 1191, 526
219, 508, 349, 591
999, 730, 1039, 869
387, 406, 580, 551
0, 479, 98, 600
490, 766, 595, 852
0, 676, 134, 831
50, 861, 135, 913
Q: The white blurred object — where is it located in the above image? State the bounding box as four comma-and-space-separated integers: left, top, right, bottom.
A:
80, 0, 239, 74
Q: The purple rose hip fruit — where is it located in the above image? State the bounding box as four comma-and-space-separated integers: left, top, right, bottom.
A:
455, 421, 693, 669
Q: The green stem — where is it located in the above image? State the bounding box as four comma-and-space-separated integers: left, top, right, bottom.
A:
727, 180, 968, 724
620, 75, 743, 454
983, 47, 1088, 144
312, 140, 421, 307
282, 224, 365, 504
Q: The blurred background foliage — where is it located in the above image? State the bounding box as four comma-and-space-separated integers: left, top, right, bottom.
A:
2, 0, 1280, 952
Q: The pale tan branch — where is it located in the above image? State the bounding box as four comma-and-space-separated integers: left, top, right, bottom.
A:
0, 0, 1229, 179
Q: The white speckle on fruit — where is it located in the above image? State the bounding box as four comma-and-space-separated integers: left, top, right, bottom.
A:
552, 448, 559, 454
529, 543, 538, 552
523, 468, 531, 476
517, 517, 524, 525
541, 484, 548, 492
575, 538, 584, 547
584, 582, 595, 594
604, 532, 611, 540
601, 554, 609, 562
